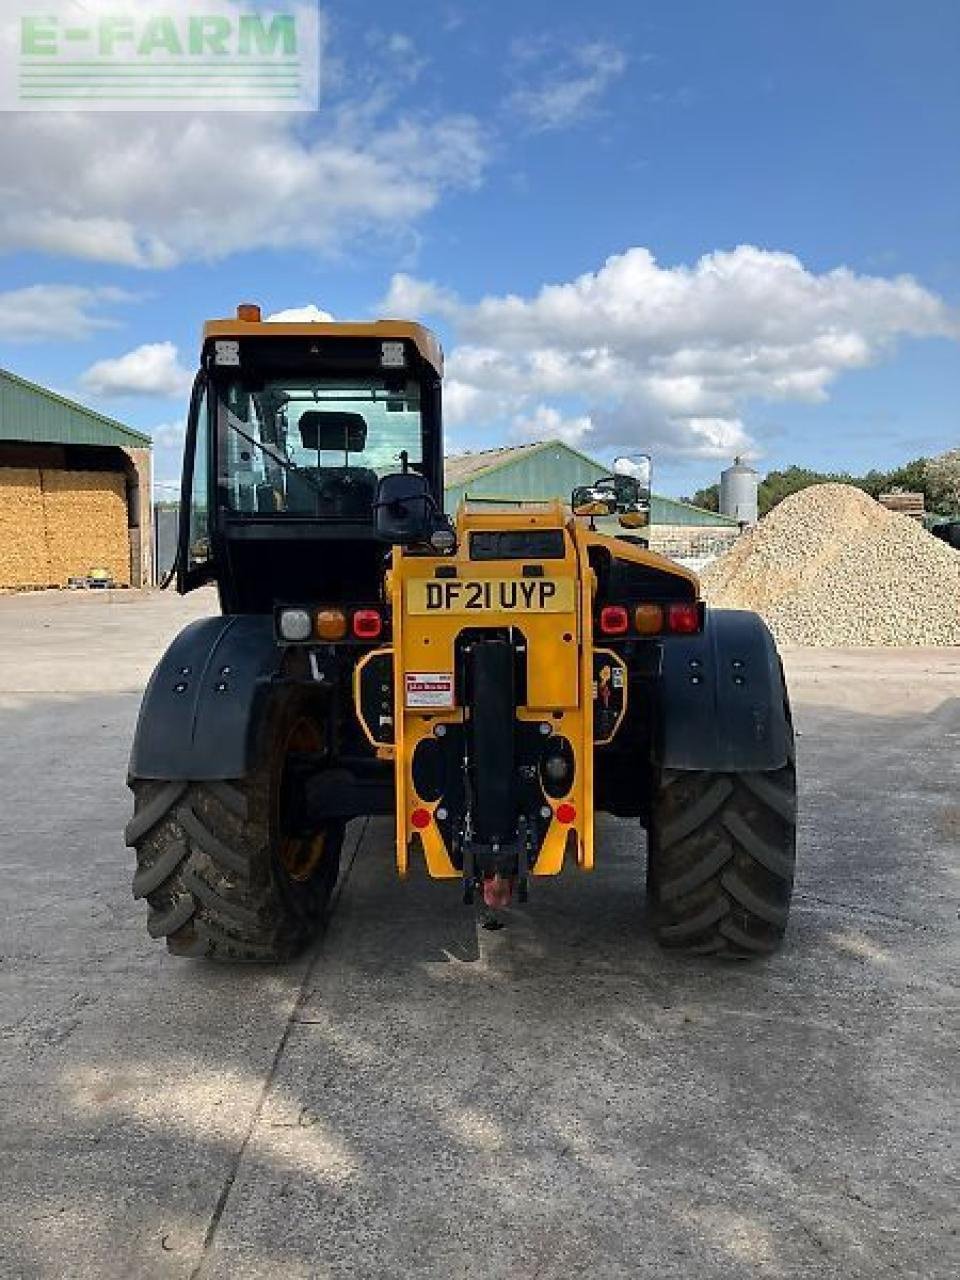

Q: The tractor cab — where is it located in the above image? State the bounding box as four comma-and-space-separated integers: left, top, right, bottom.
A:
177, 305, 444, 613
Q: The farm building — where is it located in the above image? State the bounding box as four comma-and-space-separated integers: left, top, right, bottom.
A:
151, 437, 741, 581
0, 368, 152, 590
444, 440, 739, 557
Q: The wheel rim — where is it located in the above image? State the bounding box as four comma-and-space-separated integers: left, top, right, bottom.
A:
278, 828, 330, 883
276, 718, 331, 883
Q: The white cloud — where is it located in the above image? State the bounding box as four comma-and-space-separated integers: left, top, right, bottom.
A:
80, 342, 193, 398
0, 284, 131, 341
384, 245, 958, 461
267, 305, 335, 322
381, 273, 458, 318
146, 421, 187, 494
443, 379, 486, 427
0, 9, 486, 269
508, 40, 627, 132
150, 421, 187, 449
513, 404, 594, 446
365, 30, 429, 84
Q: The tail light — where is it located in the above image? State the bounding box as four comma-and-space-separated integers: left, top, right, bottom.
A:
634, 604, 664, 635
667, 602, 701, 634
598, 605, 630, 636
352, 608, 383, 640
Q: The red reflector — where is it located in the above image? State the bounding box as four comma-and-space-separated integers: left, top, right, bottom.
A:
667, 602, 700, 634
599, 605, 629, 636
411, 807, 431, 830
352, 608, 382, 640
555, 802, 577, 824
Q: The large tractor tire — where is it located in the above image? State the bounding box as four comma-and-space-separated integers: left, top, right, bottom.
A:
646, 752, 797, 958
126, 691, 342, 962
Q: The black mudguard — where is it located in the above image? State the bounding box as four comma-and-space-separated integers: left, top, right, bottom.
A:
653, 608, 791, 773
128, 615, 282, 781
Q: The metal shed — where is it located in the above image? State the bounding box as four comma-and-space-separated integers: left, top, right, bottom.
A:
444, 439, 739, 554
0, 368, 152, 589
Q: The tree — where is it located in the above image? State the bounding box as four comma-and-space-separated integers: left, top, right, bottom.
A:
677, 448, 960, 519
925, 451, 960, 515
684, 483, 719, 511
756, 466, 863, 515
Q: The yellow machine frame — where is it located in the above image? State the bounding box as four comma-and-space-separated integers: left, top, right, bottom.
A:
373, 498, 698, 882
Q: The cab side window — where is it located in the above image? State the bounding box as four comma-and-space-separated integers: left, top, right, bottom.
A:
188, 383, 212, 571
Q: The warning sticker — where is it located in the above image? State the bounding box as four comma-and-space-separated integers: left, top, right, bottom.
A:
405, 672, 455, 709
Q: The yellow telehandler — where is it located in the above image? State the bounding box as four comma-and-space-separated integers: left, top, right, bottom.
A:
127, 308, 796, 960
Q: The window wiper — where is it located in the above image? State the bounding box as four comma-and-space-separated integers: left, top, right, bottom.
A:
225, 416, 329, 502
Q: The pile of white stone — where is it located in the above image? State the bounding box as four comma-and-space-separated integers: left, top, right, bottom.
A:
700, 483, 960, 646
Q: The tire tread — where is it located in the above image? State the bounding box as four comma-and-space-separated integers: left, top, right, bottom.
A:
128, 696, 342, 964
647, 718, 797, 959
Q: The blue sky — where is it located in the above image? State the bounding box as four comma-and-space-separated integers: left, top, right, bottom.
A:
0, 0, 957, 497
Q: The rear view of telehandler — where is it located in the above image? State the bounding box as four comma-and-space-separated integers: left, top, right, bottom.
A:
127, 307, 796, 961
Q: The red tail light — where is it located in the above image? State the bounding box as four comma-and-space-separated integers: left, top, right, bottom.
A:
598, 605, 630, 636
352, 608, 383, 640
667, 602, 701, 634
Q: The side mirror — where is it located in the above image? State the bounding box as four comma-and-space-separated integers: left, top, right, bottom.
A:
618, 507, 650, 530
572, 484, 617, 517
374, 472, 434, 544
612, 453, 652, 528
572, 474, 650, 525
573, 464, 652, 528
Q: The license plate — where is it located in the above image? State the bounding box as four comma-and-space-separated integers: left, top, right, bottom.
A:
407, 577, 574, 614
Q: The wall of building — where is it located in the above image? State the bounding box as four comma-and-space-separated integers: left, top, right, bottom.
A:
445, 447, 740, 543
122, 447, 152, 588
648, 523, 740, 558
445, 444, 607, 512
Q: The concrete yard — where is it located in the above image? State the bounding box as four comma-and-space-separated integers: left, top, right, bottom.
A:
0, 589, 958, 1279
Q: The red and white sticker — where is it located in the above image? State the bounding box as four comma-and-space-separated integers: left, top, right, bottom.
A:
405, 672, 454, 709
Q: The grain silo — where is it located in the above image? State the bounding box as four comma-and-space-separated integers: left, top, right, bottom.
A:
720, 457, 759, 526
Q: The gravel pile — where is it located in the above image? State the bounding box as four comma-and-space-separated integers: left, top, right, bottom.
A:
700, 483, 960, 645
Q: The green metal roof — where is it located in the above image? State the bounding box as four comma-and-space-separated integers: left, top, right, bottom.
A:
0, 367, 151, 449
652, 494, 738, 527
443, 439, 737, 528
444, 440, 606, 512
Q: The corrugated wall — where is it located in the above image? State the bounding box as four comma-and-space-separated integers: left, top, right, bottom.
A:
444, 443, 737, 529
651, 496, 737, 528
444, 443, 606, 511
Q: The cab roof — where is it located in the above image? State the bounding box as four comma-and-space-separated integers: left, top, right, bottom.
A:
202, 315, 444, 377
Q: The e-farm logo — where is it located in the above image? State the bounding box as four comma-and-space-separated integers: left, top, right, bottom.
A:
3, 2, 320, 111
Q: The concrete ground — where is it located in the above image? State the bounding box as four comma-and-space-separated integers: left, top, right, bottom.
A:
0, 588, 957, 1280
